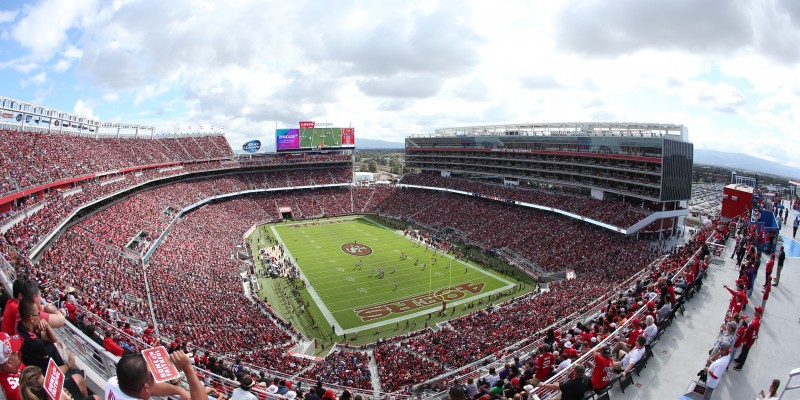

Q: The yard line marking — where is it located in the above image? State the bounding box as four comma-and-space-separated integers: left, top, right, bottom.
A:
270, 224, 343, 333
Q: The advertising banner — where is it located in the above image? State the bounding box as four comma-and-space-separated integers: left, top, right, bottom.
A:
242, 139, 262, 153
341, 128, 355, 146
276, 128, 300, 151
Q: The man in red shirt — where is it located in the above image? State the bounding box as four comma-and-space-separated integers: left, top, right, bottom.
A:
590, 346, 614, 392
723, 284, 746, 315
733, 306, 762, 370
761, 278, 772, 309
0, 332, 24, 400
1, 281, 23, 336
613, 318, 643, 357
731, 319, 747, 363
532, 344, 555, 385
764, 255, 774, 286
103, 330, 125, 357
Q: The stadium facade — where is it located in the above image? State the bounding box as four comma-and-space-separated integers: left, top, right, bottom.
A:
405, 122, 693, 235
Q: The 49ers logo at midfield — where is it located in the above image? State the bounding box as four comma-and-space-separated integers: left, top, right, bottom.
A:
341, 243, 372, 256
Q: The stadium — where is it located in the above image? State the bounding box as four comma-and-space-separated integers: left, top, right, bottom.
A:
0, 96, 796, 400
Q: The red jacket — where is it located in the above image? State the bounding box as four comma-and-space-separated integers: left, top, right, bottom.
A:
103, 337, 125, 357
744, 318, 760, 347
734, 325, 747, 348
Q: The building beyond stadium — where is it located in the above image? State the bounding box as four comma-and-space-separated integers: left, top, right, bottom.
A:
405, 122, 693, 235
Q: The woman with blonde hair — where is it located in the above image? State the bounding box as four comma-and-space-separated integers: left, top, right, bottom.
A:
19, 366, 68, 400
19, 365, 97, 400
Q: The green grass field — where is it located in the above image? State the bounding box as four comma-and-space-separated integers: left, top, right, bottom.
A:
265, 216, 515, 334
299, 128, 342, 148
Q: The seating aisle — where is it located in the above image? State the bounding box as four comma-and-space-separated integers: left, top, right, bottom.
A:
605, 223, 800, 399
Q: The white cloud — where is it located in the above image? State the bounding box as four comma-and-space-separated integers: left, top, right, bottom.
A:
11, 0, 96, 61
0, 10, 18, 23
0, 0, 799, 168
73, 99, 96, 119
20, 72, 47, 87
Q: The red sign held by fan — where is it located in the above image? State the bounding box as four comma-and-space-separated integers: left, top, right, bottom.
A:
43, 359, 64, 400
142, 346, 180, 383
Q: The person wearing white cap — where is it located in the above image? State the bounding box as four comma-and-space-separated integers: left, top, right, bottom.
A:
286, 391, 297, 400
267, 384, 279, 394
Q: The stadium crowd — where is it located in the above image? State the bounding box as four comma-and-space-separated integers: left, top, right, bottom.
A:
400, 173, 648, 228
0, 130, 232, 196
0, 131, 726, 399
2, 179, 680, 394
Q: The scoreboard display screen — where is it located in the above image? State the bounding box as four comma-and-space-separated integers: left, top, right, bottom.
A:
276, 126, 355, 151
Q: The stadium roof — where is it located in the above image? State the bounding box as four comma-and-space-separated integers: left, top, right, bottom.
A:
410, 122, 688, 141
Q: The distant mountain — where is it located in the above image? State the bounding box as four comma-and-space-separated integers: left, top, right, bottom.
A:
356, 138, 404, 149
694, 149, 800, 178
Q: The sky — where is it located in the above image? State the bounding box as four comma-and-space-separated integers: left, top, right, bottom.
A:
1, 0, 799, 167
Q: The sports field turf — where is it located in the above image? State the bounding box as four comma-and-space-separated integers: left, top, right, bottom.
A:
299, 127, 342, 148
269, 216, 515, 334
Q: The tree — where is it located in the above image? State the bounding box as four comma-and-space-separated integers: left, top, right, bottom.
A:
368, 160, 378, 173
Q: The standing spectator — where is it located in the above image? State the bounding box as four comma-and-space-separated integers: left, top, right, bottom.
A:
773, 246, 785, 287
761, 278, 772, 309
731, 317, 747, 364
703, 347, 731, 399
708, 322, 736, 363
1, 280, 24, 336
733, 306, 762, 370
793, 216, 799, 238
763, 254, 774, 284
746, 264, 756, 298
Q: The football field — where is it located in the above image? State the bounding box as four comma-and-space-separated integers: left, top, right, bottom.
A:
270, 216, 515, 334
299, 127, 341, 148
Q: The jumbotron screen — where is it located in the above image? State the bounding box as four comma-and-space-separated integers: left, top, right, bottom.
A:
276, 126, 355, 151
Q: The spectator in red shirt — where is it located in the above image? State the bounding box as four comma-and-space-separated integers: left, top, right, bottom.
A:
590, 346, 614, 392
103, 330, 126, 357
0, 332, 24, 400
1, 280, 23, 336
761, 278, 772, 309
733, 306, 762, 370
532, 344, 555, 385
